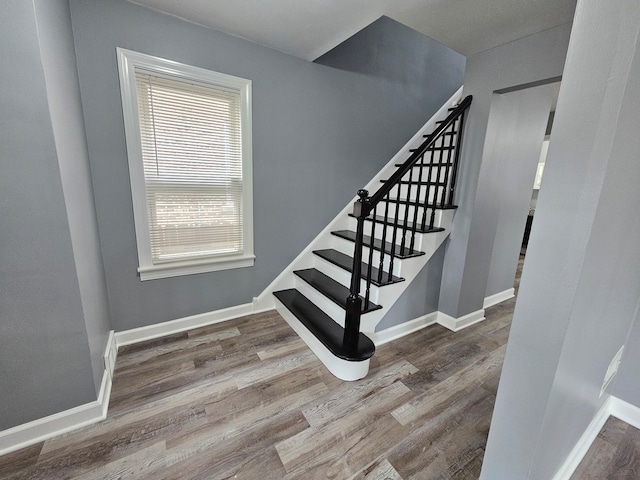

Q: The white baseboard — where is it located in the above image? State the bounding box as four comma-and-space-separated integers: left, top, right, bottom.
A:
104, 330, 117, 381
483, 288, 515, 309
0, 352, 113, 457
552, 395, 640, 480
609, 396, 640, 430
114, 302, 255, 347
552, 396, 613, 480
437, 309, 486, 332
373, 312, 439, 346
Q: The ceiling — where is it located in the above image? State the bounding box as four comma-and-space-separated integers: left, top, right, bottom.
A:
128, 0, 576, 61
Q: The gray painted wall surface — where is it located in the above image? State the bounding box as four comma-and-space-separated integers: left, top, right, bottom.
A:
33, 0, 112, 395
69, 0, 464, 331
375, 245, 445, 331
315, 16, 465, 101
482, 85, 555, 299
613, 302, 640, 406
438, 23, 572, 318
481, 0, 640, 477
0, 1, 95, 430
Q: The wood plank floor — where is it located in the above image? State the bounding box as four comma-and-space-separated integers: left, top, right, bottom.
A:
0, 302, 512, 479
572, 416, 640, 479
1, 256, 638, 479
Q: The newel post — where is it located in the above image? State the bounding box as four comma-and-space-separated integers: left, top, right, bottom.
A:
344, 189, 370, 353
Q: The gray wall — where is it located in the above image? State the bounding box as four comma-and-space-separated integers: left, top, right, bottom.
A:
376, 245, 445, 331
315, 15, 464, 332
0, 1, 96, 430
69, 0, 464, 331
315, 15, 465, 101
613, 303, 640, 405
439, 23, 572, 318
482, 85, 555, 299
481, 0, 640, 476
33, 0, 112, 395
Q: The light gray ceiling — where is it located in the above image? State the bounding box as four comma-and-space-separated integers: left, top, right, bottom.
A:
128, 0, 576, 61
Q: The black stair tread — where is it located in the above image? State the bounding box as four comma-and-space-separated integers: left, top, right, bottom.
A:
348, 213, 445, 234
273, 289, 375, 362
313, 249, 404, 286
331, 230, 424, 259
380, 179, 447, 186
382, 197, 459, 210
294, 268, 382, 313
424, 131, 456, 137
409, 145, 456, 152
395, 161, 454, 167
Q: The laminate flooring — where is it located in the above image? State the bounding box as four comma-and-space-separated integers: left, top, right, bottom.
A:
572, 417, 640, 479
0, 302, 512, 480
1, 256, 638, 479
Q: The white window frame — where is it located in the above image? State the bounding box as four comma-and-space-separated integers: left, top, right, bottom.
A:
117, 48, 253, 281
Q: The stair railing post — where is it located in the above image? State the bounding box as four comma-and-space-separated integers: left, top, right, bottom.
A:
344, 189, 370, 354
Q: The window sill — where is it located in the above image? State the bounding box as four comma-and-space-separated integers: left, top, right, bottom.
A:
137, 254, 255, 281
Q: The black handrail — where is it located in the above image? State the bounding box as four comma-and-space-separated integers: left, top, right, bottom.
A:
343, 95, 472, 352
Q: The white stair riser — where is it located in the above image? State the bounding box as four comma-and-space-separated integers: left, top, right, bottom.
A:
382, 202, 449, 226
294, 276, 380, 329
347, 209, 449, 240
274, 298, 370, 381
330, 237, 406, 277
333, 229, 429, 255
294, 276, 346, 327
312, 255, 381, 303
387, 184, 450, 204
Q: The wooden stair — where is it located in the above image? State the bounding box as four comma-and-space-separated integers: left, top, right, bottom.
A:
264, 91, 470, 381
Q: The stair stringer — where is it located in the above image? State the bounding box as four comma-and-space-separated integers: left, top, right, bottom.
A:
252, 86, 463, 313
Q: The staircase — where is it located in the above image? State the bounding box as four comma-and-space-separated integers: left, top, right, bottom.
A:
255, 91, 472, 381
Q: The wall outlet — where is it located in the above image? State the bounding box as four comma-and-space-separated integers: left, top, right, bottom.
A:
600, 345, 624, 398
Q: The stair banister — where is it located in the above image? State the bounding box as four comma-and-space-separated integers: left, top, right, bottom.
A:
344, 95, 472, 351
369, 95, 472, 207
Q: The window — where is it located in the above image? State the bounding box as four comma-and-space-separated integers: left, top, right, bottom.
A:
117, 49, 253, 280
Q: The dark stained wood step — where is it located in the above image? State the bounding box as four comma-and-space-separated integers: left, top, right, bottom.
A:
331, 230, 424, 259
382, 197, 458, 210
424, 131, 456, 137
380, 179, 447, 186
294, 268, 381, 313
273, 289, 375, 362
313, 249, 404, 287
409, 145, 455, 153
395, 161, 454, 167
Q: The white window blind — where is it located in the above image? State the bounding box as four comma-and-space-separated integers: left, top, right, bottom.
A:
117, 48, 253, 280
136, 72, 244, 263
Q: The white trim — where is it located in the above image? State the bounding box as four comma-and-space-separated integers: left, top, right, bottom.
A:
552, 395, 640, 480
104, 331, 117, 382
274, 297, 370, 381
373, 312, 439, 346
137, 254, 255, 281
116, 48, 254, 280
483, 288, 515, 309
0, 351, 113, 457
609, 396, 640, 430
436, 309, 486, 332
552, 396, 614, 480
115, 302, 257, 347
